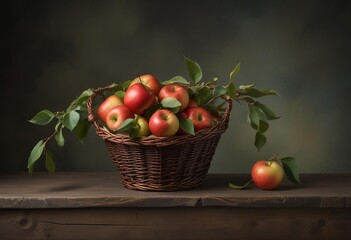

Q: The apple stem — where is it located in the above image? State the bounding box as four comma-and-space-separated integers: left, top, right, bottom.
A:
267, 154, 280, 166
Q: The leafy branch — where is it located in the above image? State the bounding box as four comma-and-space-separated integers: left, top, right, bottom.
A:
27, 89, 94, 175
163, 56, 281, 151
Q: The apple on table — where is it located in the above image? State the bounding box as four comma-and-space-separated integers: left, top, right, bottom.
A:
251, 160, 284, 190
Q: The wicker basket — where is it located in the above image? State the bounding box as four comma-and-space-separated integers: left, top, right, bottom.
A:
87, 85, 232, 191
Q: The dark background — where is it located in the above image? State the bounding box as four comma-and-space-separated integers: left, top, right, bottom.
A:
1, 0, 350, 173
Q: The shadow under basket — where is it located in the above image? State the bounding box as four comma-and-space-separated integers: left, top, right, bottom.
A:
87, 85, 232, 191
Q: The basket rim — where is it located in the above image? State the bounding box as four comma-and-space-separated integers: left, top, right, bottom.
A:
87, 85, 232, 147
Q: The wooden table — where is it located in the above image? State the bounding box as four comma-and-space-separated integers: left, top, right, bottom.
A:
0, 173, 350, 240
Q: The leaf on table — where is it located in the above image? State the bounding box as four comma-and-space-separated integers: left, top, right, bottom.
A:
280, 157, 301, 185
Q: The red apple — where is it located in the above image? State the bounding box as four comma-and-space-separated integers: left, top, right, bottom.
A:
149, 109, 179, 137
251, 160, 284, 190
158, 84, 189, 112
97, 95, 123, 122
135, 115, 150, 137
186, 99, 198, 109
130, 74, 161, 96
182, 107, 212, 131
124, 83, 156, 115
106, 105, 134, 131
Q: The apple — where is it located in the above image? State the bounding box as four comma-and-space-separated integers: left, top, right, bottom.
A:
182, 107, 212, 131
106, 105, 134, 131
251, 160, 284, 190
135, 115, 150, 137
149, 109, 179, 137
97, 95, 124, 122
158, 84, 189, 112
130, 74, 161, 96
186, 99, 198, 109
124, 83, 156, 115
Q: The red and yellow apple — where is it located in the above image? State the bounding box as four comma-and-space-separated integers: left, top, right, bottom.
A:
106, 105, 134, 131
97, 95, 123, 122
149, 109, 179, 137
251, 160, 284, 190
130, 74, 161, 96
182, 107, 212, 131
158, 84, 189, 112
124, 83, 156, 115
135, 115, 150, 137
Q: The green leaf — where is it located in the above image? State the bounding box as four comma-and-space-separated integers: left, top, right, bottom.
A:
168, 106, 180, 114
226, 82, 236, 99
196, 86, 212, 106
258, 120, 269, 133
161, 98, 182, 109
29, 110, 55, 125
66, 89, 94, 112
27, 140, 45, 171
179, 118, 195, 135
145, 103, 162, 119
239, 84, 255, 90
213, 86, 227, 98
184, 56, 202, 84
162, 76, 189, 85
248, 106, 260, 128
129, 127, 140, 140
45, 149, 56, 173
248, 105, 269, 131
122, 80, 132, 90
280, 157, 301, 185
228, 179, 252, 190
114, 91, 125, 99
63, 110, 80, 131
116, 118, 136, 132
55, 126, 65, 147
73, 118, 91, 144
28, 165, 34, 176
76, 89, 93, 104
240, 88, 279, 98
110, 83, 124, 92
229, 63, 240, 82
254, 102, 280, 120
254, 131, 266, 151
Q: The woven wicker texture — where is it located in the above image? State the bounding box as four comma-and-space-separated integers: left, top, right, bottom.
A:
87, 85, 232, 191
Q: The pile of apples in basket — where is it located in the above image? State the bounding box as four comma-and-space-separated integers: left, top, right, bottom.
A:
27, 56, 300, 190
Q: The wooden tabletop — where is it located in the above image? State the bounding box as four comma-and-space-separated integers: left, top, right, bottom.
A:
0, 172, 350, 209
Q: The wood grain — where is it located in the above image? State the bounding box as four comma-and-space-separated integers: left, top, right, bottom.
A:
1, 173, 351, 239
0, 208, 350, 240
0, 173, 350, 208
